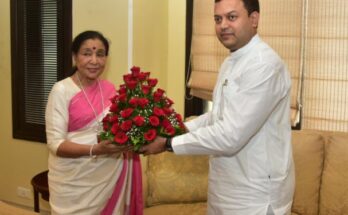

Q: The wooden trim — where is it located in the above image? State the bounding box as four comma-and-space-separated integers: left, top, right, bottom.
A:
185, 0, 203, 118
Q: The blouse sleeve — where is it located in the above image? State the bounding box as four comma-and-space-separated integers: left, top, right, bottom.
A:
45, 83, 69, 155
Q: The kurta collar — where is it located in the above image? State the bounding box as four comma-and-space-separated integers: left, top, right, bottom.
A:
228, 34, 261, 60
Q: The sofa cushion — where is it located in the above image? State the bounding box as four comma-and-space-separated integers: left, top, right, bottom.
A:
146, 152, 209, 206
319, 132, 348, 215
144, 202, 207, 215
291, 130, 325, 215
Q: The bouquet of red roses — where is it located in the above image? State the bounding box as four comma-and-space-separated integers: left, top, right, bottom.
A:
99, 66, 186, 151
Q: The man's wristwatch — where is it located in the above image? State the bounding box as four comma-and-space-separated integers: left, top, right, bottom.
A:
165, 138, 173, 152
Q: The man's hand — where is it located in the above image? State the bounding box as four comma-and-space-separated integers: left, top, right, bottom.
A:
139, 136, 167, 156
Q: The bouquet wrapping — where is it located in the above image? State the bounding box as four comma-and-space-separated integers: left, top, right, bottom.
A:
99, 66, 185, 151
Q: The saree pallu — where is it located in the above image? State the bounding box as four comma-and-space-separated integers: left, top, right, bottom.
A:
46, 77, 143, 215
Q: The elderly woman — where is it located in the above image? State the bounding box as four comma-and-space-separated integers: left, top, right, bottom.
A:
45, 30, 143, 215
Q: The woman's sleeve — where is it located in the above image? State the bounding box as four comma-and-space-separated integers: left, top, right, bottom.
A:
45, 83, 69, 155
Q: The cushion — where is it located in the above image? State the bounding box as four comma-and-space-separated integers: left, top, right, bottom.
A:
291, 130, 325, 215
319, 132, 348, 215
144, 202, 207, 215
146, 152, 209, 206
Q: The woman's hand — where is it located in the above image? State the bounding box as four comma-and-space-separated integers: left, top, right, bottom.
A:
94, 140, 134, 155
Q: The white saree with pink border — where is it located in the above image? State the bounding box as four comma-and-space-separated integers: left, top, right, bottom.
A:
46, 77, 143, 215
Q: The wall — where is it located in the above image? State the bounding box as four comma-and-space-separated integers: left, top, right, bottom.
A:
0, 0, 51, 210
73, 0, 129, 85
166, 0, 186, 115
0, 0, 186, 210
133, 0, 186, 114
133, 0, 168, 93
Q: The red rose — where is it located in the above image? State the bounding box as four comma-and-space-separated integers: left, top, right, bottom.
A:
103, 123, 109, 131
144, 129, 157, 141
153, 107, 165, 116
121, 108, 134, 118
138, 72, 148, 81
141, 85, 151, 95
153, 95, 161, 102
131, 66, 141, 74
149, 115, 160, 126
129, 97, 138, 107
165, 98, 174, 107
120, 120, 132, 131
109, 103, 118, 112
147, 78, 158, 87
102, 115, 110, 123
111, 123, 119, 134
126, 79, 138, 90
165, 125, 175, 136
162, 118, 171, 128
154, 88, 165, 97
163, 107, 173, 115
114, 131, 128, 144
138, 98, 149, 108
153, 90, 164, 100
176, 113, 183, 122
109, 95, 118, 102
132, 72, 139, 79
118, 85, 127, 94
102, 115, 110, 129
124, 73, 138, 89
119, 93, 127, 102
133, 115, 145, 126
153, 89, 164, 102
123, 74, 132, 82
110, 115, 119, 123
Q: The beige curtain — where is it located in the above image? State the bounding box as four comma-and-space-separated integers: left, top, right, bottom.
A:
188, 0, 303, 126
188, 0, 228, 101
302, 0, 348, 132
258, 0, 303, 127
188, 0, 348, 132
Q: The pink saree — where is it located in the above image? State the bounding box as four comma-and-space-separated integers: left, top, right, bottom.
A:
68, 79, 143, 215
68, 80, 114, 132
101, 153, 143, 215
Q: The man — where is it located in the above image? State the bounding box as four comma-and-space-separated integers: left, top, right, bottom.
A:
140, 0, 295, 214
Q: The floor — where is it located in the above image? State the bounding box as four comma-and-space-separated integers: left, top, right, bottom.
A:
1, 200, 50, 215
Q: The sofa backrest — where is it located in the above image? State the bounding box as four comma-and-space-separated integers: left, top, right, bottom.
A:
292, 130, 348, 215
142, 129, 348, 214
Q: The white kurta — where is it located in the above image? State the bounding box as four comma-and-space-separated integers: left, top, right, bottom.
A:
173, 35, 295, 215
46, 78, 126, 215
